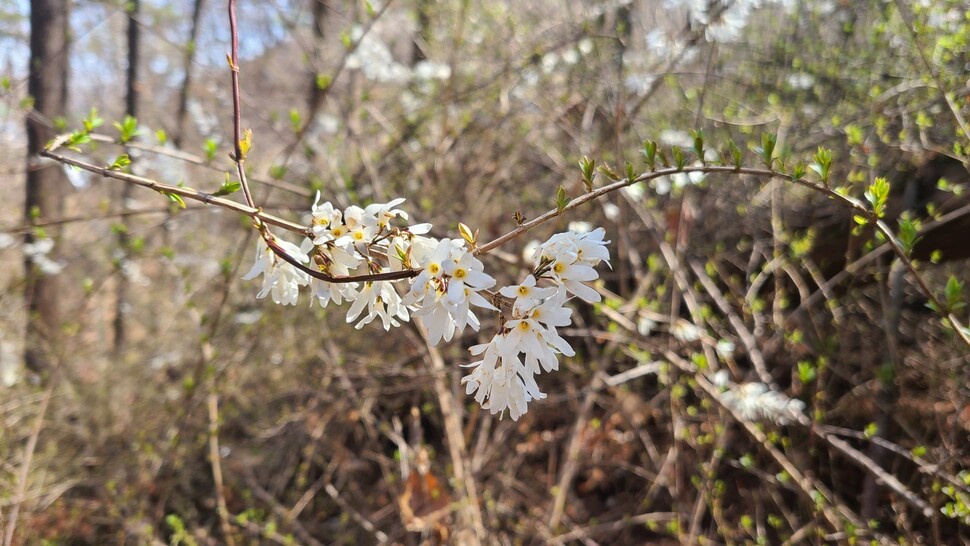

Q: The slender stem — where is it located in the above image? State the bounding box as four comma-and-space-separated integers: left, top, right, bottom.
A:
228, 0, 256, 210
39, 148, 308, 234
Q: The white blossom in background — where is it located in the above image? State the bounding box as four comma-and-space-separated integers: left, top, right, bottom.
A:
715, 339, 736, 359
671, 319, 702, 342
713, 371, 806, 425
0, 233, 15, 249
0, 340, 20, 387
24, 237, 64, 276
345, 25, 411, 84
412, 60, 451, 81
787, 72, 815, 90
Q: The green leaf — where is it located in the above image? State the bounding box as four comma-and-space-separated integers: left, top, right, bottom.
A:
108, 154, 131, 170
155, 129, 167, 144
113, 115, 140, 143
797, 360, 817, 383
897, 215, 921, 255
315, 73, 332, 91
83, 108, 103, 132
728, 139, 742, 168
213, 175, 241, 197
269, 164, 287, 180
578, 156, 594, 191
289, 108, 302, 133
945, 275, 965, 312
755, 132, 776, 168
202, 139, 218, 162
164, 192, 187, 209
810, 147, 832, 185
689, 128, 704, 161
672, 146, 686, 169
625, 161, 636, 182
555, 185, 570, 213
596, 163, 621, 181
642, 140, 657, 169
864, 177, 890, 218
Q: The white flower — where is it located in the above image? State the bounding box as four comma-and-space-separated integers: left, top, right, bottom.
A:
719, 380, 806, 425
0, 233, 15, 249
671, 319, 701, 342
364, 198, 409, 231
242, 239, 310, 305
461, 333, 544, 422
499, 275, 556, 311
23, 238, 54, 257
404, 238, 496, 345
346, 280, 409, 330
533, 227, 610, 302
716, 339, 736, 359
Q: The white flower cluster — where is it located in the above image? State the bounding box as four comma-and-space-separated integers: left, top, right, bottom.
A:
242, 195, 611, 420
712, 371, 805, 425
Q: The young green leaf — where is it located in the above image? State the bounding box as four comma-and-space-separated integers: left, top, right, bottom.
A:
672, 146, 686, 169
579, 156, 594, 191
213, 175, 241, 197
897, 215, 921, 255
203, 139, 218, 162
864, 177, 890, 218
238, 128, 253, 159
945, 275, 965, 312
642, 140, 657, 169
457, 222, 478, 246
555, 185, 570, 213
689, 128, 704, 162
810, 147, 832, 185
164, 192, 187, 209
108, 154, 131, 171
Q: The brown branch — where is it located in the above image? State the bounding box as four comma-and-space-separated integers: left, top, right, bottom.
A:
227, 0, 256, 210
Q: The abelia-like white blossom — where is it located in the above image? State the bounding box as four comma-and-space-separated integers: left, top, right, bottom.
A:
534, 227, 610, 302
712, 371, 806, 426
242, 239, 310, 305
461, 333, 544, 422
346, 279, 409, 330
462, 285, 576, 420
404, 238, 497, 345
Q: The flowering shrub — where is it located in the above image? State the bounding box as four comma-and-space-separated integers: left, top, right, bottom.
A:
241, 192, 610, 420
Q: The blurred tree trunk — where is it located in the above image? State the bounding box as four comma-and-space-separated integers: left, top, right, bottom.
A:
24, 0, 69, 375
173, 0, 204, 148
114, 0, 140, 355
306, 0, 328, 116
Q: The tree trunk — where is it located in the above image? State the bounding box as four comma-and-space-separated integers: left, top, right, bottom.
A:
24, 0, 69, 375
173, 0, 205, 148
114, 0, 140, 355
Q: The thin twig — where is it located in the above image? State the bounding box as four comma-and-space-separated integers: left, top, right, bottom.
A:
208, 393, 237, 546
2, 385, 53, 546
227, 0, 256, 210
